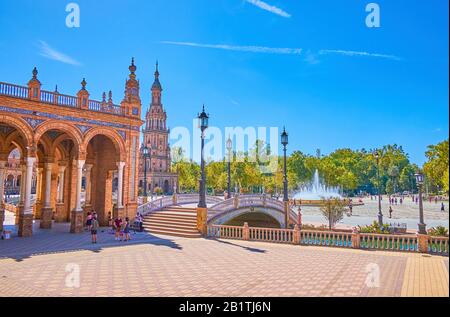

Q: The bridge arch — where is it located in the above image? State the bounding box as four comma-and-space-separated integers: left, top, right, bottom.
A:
207, 195, 298, 229
211, 207, 285, 228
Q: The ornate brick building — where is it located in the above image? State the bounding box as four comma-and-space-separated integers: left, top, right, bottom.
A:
139, 63, 178, 195
0, 59, 143, 236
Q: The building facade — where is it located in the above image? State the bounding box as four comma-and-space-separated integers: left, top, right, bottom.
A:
0, 60, 143, 236
138, 63, 178, 195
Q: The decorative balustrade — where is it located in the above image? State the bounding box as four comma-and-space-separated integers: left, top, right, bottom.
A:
207, 225, 243, 240
300, 230, 352, 248
249, 227, 294, 243
137, 194, 224, 216
137, 197, 173, 216
0, 81, 127, 116
0, 82, 29, 99
206, 224, 447, 256
359, 233, 417, 252
428, 236, 449, 255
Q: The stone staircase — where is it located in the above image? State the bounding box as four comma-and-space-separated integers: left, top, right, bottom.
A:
142, 206, 202, 238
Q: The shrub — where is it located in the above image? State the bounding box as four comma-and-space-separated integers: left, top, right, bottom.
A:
428, 226, 449, 237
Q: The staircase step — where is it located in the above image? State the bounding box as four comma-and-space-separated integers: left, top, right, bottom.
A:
144, 220, 197, 230
147, 213, 196, 221
141, 207, 201, 239
144, 228, 202, 238
143, 224, 199, 234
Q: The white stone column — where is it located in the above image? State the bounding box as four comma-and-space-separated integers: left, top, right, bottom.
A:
117, 162, 125, 208
74, 160, 85, 211
23, 157, 36, 214
19, 163, 27, 205
43, 163, 53, 208
36, 167, 43, 202
58, 165, 66, 203
84, 164, 93, 205
0, 161, 6, 205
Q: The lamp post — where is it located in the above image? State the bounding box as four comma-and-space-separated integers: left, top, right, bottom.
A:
143, 146, 149, 198
198, 105, 209, 208
226, 136, 232, 199
374, 150, 383, 226
281, 128, 289, 229
281, 128, 289, 202
415, 172, 427, 234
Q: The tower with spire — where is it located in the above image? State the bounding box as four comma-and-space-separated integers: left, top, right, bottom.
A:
121, 57, 141, 117
139, 62, 178, 195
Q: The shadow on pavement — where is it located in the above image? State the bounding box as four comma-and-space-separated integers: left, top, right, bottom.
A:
0, 226, 183, 262
207, 238, 267, 253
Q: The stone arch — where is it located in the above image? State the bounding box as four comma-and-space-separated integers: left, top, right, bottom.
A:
208, 207, 286, 228
82, 127, 126, 161
0, 114, 34, 148
34, 120, 83, 156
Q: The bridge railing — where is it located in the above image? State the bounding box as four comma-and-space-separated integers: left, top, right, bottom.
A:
137, 196, 174, 216
137, 194, 225, 216
207, 224, 449, 256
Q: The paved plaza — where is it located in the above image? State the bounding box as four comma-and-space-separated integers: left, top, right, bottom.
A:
301, 196, 449, 230
0, 220, 448, 297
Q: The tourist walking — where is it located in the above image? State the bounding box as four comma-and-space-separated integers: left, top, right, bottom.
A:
389, 206, 393, 219
441, 203, 445, 212
91, 215, 99, 244
114, 217, 122, 241
122, 217, 131, 241
86, 211, 93, 231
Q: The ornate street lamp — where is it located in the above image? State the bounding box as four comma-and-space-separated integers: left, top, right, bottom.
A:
281, 128, 289, 202
415, 172, 427, 234
226, 136, 232, 199
373, 150, 383, 226
143, 145, 150, 197
198, 105, 209, 208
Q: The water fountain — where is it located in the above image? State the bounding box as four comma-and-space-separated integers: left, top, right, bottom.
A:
293, 170, 342, 201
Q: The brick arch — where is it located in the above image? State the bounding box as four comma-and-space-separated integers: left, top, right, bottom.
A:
82, 127, 127, 161
33, 120, 83, 156
0, 114, 34, 148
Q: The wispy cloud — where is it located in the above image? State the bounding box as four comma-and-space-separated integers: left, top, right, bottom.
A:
319, 49, 402, 61
37, 40, 81, 66
160, 41, 302, 55
246, 0, 291, 18
303, 50, 320, 65
161, 41, 402, 62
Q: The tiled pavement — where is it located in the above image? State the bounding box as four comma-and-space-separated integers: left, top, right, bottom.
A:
0, 223, 448, 297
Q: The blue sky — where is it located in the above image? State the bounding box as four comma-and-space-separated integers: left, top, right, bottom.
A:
0, 0, 448, 165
